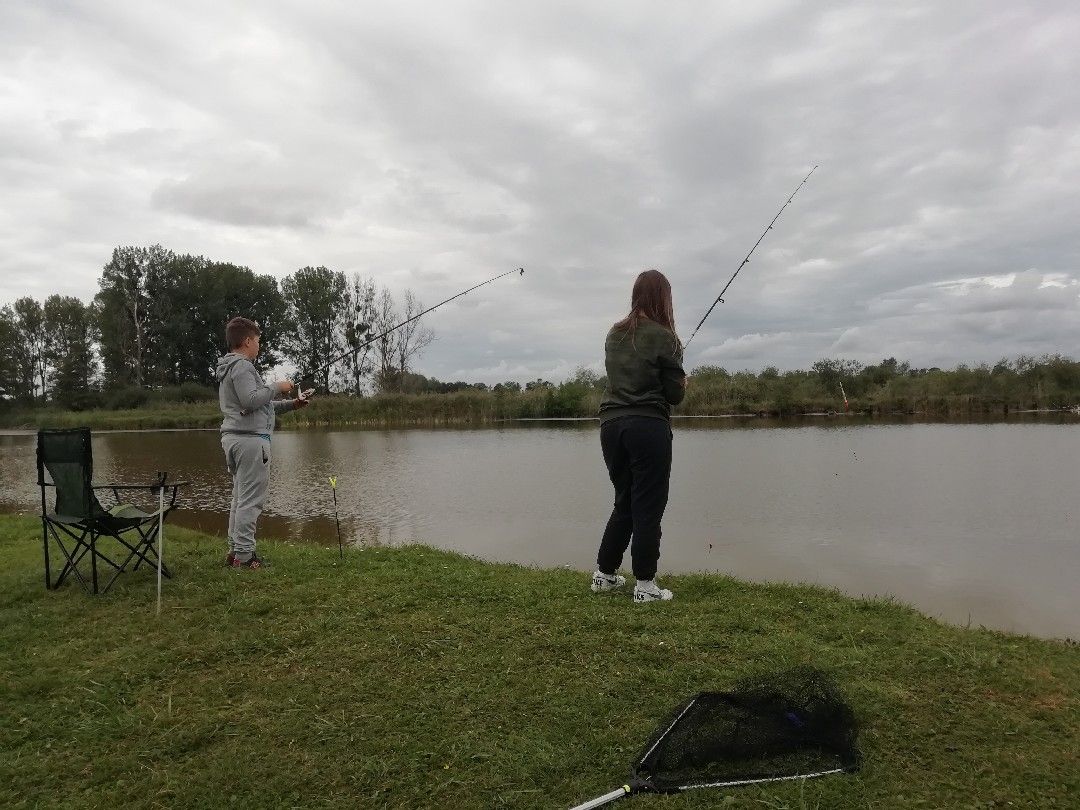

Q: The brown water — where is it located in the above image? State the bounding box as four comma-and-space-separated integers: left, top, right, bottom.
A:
3, 420, 1078, 639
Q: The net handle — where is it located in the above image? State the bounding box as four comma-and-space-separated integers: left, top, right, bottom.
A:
568, 784, 631, 810
678, 767, 847, 791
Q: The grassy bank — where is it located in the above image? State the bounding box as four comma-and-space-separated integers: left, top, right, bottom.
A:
0, 516, 1076, 808
0, 390, 561, 430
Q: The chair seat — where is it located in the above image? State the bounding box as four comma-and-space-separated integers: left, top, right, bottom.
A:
46, 512, 91, 526
46, 505, 160, 525
108, 504, 157, 521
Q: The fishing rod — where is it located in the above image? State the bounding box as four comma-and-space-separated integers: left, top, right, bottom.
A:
683, 166, 817, 349
297, 267, 525, 391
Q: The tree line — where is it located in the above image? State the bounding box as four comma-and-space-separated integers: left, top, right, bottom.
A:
0, 245, 433, 408
342, 354, 1080, 418
4, 246, 1080, 416
680, 355, 1080, 416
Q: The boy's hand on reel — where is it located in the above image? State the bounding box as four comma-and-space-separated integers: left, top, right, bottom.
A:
295, 388, 315, 408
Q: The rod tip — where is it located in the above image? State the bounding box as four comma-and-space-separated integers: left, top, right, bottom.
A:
518, 267, 525, 275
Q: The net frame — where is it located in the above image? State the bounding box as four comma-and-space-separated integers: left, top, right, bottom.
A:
633, 667, 860, 793
570, 667, 860, 809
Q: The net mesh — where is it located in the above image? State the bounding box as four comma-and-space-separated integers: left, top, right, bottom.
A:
633, 667, 860, 791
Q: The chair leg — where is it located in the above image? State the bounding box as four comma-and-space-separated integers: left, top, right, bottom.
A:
112, 526, 153, 574
130, 525, 150, 572
124, 525, 172, 579
91, 534, 99, 595
99, 525, 172, 593
102, 531, 145, 593
99, 540, 134, 594
47, 522, 92, 594
45, 518, 175, 596
41, 518, 51, 590
60, 542, 93, 582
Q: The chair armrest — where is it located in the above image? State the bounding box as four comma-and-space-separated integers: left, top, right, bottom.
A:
97, 481, 188, 512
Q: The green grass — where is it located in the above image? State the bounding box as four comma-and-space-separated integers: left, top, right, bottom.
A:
0, 403, 223, 431
0, 391, 552, 431
0, 515, 1076, 809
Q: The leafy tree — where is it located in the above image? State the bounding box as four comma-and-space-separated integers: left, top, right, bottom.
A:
549, 376, 591, 416
281, 266, 348, 392
341, 274, 377, 394
181, 258, 286, 385
689, 364, 730, 380
569, 365, 604, 389
367, 287, 437, 394
95, 245, 173, 386
811, 358, 863, 396
0, 306, 20, 401
861, 357, 909, 387
95, 247, 286, 387
144, 252, 201, 385
394, 290, 434, 386
11, 297, 47, 401
43, 295, 97, 406
372, 287, 400, 393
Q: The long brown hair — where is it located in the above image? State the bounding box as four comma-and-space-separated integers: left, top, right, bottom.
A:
613, 269, 678, 338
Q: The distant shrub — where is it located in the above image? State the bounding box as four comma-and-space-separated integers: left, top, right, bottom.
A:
65, 390, 105, 412
179, 382, 216, 403
106, 386, 149, 410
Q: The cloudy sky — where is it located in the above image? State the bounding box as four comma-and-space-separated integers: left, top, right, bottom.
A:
3, 1, 1079, 382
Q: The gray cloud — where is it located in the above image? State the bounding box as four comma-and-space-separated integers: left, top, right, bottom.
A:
150, 143, 355, 228
2, 1, 1079, 383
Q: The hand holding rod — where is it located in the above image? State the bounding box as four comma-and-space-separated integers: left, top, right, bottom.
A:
302, 267, 525, 385
684, 166, 817, 349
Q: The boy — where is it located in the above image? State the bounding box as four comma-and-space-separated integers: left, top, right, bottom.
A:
215, 316, 309, 568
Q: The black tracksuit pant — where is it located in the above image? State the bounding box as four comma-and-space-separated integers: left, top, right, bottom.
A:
597, 415, 672, 581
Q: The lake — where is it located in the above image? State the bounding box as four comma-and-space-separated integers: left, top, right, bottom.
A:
2, 419, 1077, 639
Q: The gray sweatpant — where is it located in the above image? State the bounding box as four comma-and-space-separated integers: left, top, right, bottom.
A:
221, 434, 272, 555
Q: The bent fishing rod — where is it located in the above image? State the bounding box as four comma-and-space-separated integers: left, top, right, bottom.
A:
683, 166, 817, 349
297, 267, 525, 392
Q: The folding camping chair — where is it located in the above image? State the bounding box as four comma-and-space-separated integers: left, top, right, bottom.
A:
37, 428, 187, 595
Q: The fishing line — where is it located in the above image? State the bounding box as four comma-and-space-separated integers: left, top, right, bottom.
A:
684, 167, 817, 349
300, 267, 525, 388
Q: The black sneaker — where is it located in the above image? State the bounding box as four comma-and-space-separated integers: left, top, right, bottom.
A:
224, 551, 235, 567
231, 553, 269, 569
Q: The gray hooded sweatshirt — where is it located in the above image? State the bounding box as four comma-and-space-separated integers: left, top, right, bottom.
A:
215, 353, 296, 436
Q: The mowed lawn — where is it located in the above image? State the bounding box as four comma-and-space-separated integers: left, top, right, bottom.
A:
0, 515, 1076, 808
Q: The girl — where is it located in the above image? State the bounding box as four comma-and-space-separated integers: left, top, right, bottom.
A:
592, 269, 686, 602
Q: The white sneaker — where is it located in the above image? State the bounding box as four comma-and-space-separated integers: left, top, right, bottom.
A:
591, 571, 627, 593
634, 579, 674, 603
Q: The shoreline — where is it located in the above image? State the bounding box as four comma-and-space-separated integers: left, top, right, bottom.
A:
2, 407, 1077, 434
1, 502, 1073, 642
